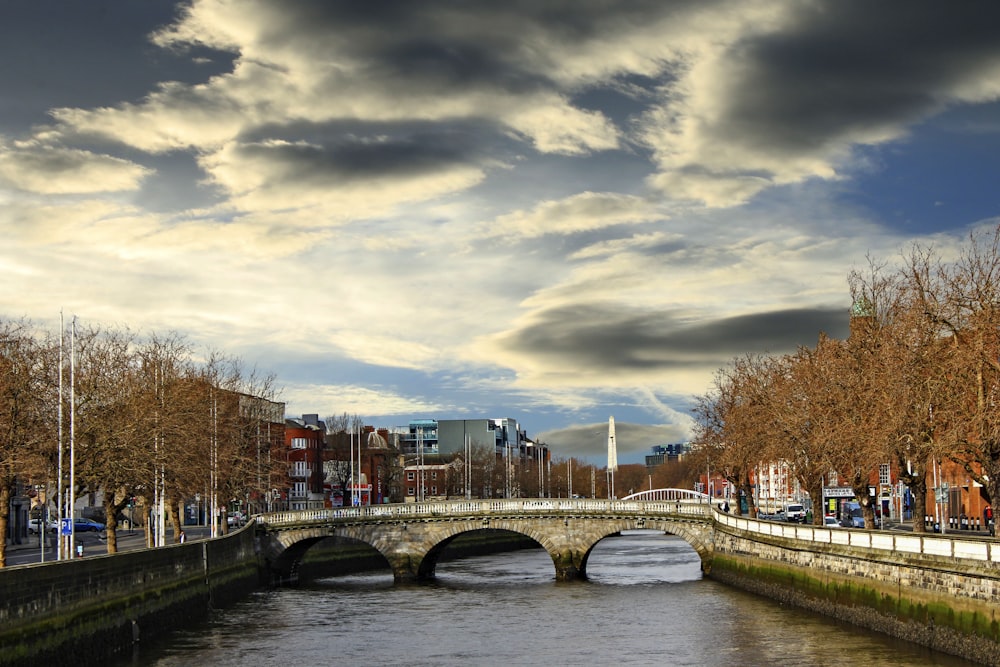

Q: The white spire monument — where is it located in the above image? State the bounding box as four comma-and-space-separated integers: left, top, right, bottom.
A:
607, 416, 618, 499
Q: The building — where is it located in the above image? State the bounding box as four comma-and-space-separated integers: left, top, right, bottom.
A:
644, 443, 690, 469
285, 415, 326, 510
403, 461, 457, 501
398, 417, 549, 499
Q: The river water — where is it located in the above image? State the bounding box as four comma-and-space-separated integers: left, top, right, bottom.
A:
123, 531, 974, 666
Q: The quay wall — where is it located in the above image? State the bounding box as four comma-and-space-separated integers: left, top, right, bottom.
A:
0, 525, 259, 667
707, 519, 1000, 666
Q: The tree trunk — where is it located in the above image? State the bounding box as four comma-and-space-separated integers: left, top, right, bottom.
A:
808, 480, 823, 525
853, 481, 876, 528
740, 475, 756, 517
103, 489, 119, 553
168, 496, 182, 542
0, 484, 9, 568
899, 460, 928, 534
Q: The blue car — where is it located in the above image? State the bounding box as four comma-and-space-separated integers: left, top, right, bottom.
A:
74, 518, 105, 532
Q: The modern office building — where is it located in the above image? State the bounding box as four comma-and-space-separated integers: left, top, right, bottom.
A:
644, 443, 690, 469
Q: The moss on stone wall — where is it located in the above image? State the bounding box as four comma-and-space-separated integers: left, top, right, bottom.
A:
708, 549, 1000, 665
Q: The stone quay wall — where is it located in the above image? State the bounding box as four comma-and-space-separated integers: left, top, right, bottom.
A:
0, 525, 259, 667
708, 520, 1000, 666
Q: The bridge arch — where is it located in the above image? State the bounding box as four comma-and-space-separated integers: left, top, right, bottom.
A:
256, 500, 715, 583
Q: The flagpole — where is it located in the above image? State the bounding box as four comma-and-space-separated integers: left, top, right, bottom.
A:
69, 316, 76, 558
56, 312, 64, 559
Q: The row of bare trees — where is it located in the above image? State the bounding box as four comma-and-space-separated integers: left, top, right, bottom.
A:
0, 319, 283, 566
419, 448, 693, 501
693, 226, 1000, 532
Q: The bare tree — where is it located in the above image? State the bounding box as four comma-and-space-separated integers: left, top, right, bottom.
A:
768, 346, 837, 525
0, 319, 55, 567
912, 229, 1000, 514
693, 354, 782, 517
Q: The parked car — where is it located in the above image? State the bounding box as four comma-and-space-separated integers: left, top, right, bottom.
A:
823, 515, 843, 529
28, 518, 57, 534
74, 518, 105, 532
227, 512, 245, 527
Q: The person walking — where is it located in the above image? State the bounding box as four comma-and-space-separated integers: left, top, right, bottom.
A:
178, 530, 186, 544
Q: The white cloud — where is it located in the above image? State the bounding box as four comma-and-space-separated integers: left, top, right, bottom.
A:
487, 191, 663, 239
279, 382, 447, 422
0, 141, 150, 194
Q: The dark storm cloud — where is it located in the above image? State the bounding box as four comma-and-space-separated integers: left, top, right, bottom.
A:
498, 304, 849, 373
722, 2, 1000, 152
214, 0, 714, 95
234, 130, 481, 184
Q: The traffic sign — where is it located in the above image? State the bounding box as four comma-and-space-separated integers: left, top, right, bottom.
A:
61, 518, 72, 536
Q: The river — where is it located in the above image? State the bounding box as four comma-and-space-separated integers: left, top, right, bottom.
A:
120, 530, 975, 666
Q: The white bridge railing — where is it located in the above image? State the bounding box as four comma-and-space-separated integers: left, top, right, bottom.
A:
256, 496, 711, 528
716, 509, 1000, 565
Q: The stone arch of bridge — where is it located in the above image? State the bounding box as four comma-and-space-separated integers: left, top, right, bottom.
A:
261, 515, 713, 584
262, 528, 392, 585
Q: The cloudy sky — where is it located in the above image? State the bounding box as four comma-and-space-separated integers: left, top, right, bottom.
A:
3, 1, 1000, 465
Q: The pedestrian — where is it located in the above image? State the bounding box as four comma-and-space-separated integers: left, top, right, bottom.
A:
179, 530, 186, 544
985, 506, 994, 537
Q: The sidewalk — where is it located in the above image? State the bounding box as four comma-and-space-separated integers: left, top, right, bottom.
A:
880, 519, 996, 539
4, 524, 215, 565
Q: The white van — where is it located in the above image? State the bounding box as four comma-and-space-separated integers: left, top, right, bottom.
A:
784, 503, 806, 523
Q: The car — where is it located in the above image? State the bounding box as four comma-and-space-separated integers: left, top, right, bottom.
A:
784, 503, 807, 523
227, 512, 245, 527
28, 518, 57, 534
823, 516, 843, 529
74, 518, 105, 532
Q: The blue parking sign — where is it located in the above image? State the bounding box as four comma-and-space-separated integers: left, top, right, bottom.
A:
61, 518, 72, 536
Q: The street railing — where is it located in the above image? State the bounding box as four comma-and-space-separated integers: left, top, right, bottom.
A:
715, 509, 1000, 564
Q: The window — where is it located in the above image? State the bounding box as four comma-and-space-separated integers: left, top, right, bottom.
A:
879, 464, 891, 485
292, 461, 308, 478
407, 487, 415, 496
407, 471, 415, 481
291, 437, 308, 449
431, 486, 438, 495
431, 472, 438, 480
292, 482, 306, 498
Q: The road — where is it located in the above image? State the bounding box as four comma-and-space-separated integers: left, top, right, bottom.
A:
3, 524, 216, 567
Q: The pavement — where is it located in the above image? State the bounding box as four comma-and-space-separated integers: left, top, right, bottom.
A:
3, 524, 217, 567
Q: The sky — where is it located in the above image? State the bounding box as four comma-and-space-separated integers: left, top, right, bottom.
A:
3, 1, 1000, 466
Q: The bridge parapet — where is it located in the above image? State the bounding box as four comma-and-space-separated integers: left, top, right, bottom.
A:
255, 497, 710, 529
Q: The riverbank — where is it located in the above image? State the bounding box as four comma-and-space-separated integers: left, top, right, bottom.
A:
0, 526, 540, 667
0, 526, 258, 667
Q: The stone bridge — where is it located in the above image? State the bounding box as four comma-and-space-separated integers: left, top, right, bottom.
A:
255, 494, 715, 583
